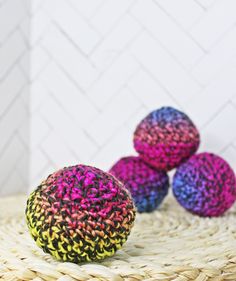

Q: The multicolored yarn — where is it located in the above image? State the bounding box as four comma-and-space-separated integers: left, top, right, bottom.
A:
25, 165, 136, 263
109, 156, 169, 213
173, 153, 236, 217
133, 107, 200, 171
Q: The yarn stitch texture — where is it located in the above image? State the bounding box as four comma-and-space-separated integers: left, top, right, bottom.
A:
109, 156, 169, 212
173, 152, 236, 217
134, 107, 200, 171
26, 165, 136, 263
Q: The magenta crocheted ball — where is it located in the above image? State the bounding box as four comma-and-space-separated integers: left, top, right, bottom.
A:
109, 156, 169, 213
133, 107, 200, 171
173, 153, 236, 217
26, 165, 136, 263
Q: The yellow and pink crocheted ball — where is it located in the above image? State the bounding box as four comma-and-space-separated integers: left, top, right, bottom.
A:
134, 107, 200, 171
26, 165, 136, 263
109, 156, 169, 213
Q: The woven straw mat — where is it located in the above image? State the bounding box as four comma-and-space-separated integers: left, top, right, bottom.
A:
0, 195, 236, 281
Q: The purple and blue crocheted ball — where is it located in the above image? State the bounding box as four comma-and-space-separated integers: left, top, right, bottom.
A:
134, 107, 200, 171
26, 165, 136, 263
109, 156, 169, 213
173, 153, 236, 217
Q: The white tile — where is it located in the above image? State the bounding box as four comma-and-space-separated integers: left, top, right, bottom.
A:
41, 132, 79, 168
130, 32, 201, 104
29, 163, 55, 192
31, 46, 50, 80
17, 111, 30, 146
31, 9, 51, 46
30, 114, 50, 150
0, 0, 29, 195
2, 0, 236, 196
19, 50, 30, 78
19, 16, 30, 41
200, 104, 236, 152
0, 67, 26, 116
0, 135, 25, 185
91, 0, 134, 35
0, 96, 28, 153
86, 88, 140, 146
190, 0, 236, 50
186, 66, 236, 127
0, 31, 26, 79
90, 126, 136, 171
52, 0, 100, 54
42, 25, 98, 90
40, 95, 97, 161
125, 106, 148, 132
232, 95, 236, 107
19, 86, 30, 108
1, 169, 26, 196
30, 148, 50, 180
30, 81, 49, 112
192, 27, 236, 85
15, 152, 29, 185
196, 0, 218, 9
40, 62, 98, 126
127, 69, 178, 110
155, 0, 204, 29
91, 14, 141, 71
69, 0, 105, 19
131, 0, 204, 69
88, 53, 139, 108
31, 0, 45, 15
0, 0, 27, 43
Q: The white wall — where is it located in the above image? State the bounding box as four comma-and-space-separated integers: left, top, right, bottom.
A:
1, 0, 236, 194
0, 0, 30, 195
30, 0, 236, 188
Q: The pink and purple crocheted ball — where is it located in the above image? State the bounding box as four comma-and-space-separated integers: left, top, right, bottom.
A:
26, 165, 136, 263
109, 156, 169, 213
173, 153, 236, 217
134, 107, 200, 171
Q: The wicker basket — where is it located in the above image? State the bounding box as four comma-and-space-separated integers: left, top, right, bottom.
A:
1, 195, 236, 281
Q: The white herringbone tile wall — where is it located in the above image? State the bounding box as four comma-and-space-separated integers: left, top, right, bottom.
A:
30, 0, 236, 189
0, 0, 30, 195
1, 0, 236, 194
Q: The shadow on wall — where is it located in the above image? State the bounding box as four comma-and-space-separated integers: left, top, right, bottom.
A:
0, 0, 30, 196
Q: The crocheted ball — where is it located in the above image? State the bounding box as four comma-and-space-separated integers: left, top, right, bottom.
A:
109, 156, 169, 213
173, 153, 236, 217
26, 165, 136, 263
133, 107, 200, 171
